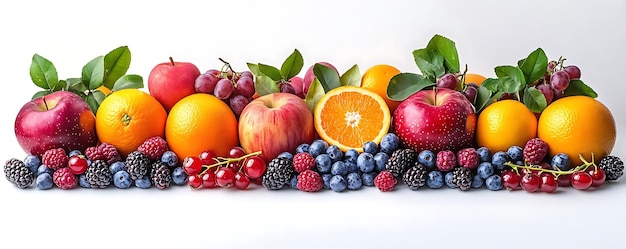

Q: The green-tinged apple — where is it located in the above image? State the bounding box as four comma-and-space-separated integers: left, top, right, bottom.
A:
148, 57, 200, 112
238, 93, 315, 162
302, 62, 338, 95
14, 91, 98, 157
393, 88, 476, 153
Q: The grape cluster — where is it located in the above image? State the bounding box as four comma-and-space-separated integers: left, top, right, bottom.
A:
183, 147, 266, 190
194, 59, 256, 116
435, 73, 479, 103
533, 60, 581, 105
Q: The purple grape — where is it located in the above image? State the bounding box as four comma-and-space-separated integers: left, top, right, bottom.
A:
236, 76, 255, 97
553, 88, 564, 101
550, 71, 570, 91
536, 84, 554, 105
563, 65, 581, 80
229, 95, 250, 116
436, 73, 459, 90
547, 61, 557, 73
194, 73, 219, 94
279, 82, 296, 94
214, 79, 234, 99
466, 82, 480, 89
205, 69, 219, 76
240, 71, 253, 79
499, 93, 516, 100
463, 86, 478, 103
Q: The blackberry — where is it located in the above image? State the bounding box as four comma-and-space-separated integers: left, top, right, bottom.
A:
85, 160, 112, 188
598, 156, 624, 181
452, 167, 473, 191
4, 158, 34, 188
402, 164, 427, 190
126, 151, 150, 180
385, 149, 417, 177
151, 163, 172, 190
262, 158, 294, 190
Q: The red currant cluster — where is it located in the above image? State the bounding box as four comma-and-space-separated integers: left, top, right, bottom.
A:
182, 147, 266, 190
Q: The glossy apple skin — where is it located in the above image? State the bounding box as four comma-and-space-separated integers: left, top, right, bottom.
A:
148, 59, 200, 112
393, 88, 476, 153
14, 91, 97, 157
302, 62, 338, 95
238, 93, 315, 162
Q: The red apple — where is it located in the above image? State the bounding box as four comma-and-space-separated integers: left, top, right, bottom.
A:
238, 93, 315, 162
14, 91, 97, 157
148, 57, 200, 112
289, 76, 304, 98
302, 62, 338, 96
393, 88, 476, 153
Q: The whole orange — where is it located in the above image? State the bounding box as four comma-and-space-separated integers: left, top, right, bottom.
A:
166, 93, 239, 159
96, 89, 167, 157
360, 64, 401, 113
464, 73, 487, 85
476, 100, 537, 153
538, 96, 616, 166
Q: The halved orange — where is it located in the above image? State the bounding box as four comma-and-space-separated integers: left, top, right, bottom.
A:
314, 86, 391, 152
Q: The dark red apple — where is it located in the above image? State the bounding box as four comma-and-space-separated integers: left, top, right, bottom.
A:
302, 62, 338, 96
14, 91, 97, 157
148, 57, 200, 112
393, 88, 476, 153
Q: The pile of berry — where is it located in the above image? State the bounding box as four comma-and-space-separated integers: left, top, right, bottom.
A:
194, 59, 255, 117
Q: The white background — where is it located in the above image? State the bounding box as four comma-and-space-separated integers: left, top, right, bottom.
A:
0, 0, 625, 248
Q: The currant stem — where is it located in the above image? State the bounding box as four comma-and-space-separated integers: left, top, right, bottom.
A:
198, 151, 262, 175
504, 153, 596, 178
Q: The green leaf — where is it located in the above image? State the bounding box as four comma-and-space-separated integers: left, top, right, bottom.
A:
523, 87, 547, 113
53, 80, 67, 91
254, 75, 279, 96
112, 74, 143, 91
313, 63, 341, 92
66, 78, 86, 92
30, 54, 59, 90
85, 90, 106, 113
31, 90, 50, 100
426, 34, 460, 73
340, 64, 361, 87
387, 73, 433, 101
280, 49, 304, 80
305, 78, 325, 112
82, 56, 105, 90
517, 58, 526, 68
474, 86, 493, 113
519, 48, 548, 85
247, 63, 260, 75
258, 63, 282, 81
564, 79, 598, 98
412, 48, 445, 80
103, 46, 131, 89
481, 78, 500, 92
495, 66, 525, 93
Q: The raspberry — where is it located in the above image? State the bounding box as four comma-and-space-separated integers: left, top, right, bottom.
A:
457, 148, 479, 169
436, 150, 456, 172
98, 143, 121, 164
53, 167, 77, 189
374, 170, 397, 192
292, 152, 315, 173
42, 148, 69, 170
137, 136, 169, 160
85, 146, 106, 161
296, 169, 323, 192
523, 138, 548, 164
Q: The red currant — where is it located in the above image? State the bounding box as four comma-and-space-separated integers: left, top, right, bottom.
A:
557, 174, 571, 187
228, 163, 241, 174
520, 167, 539, 176
243, 156, 266, 179
183, 157, 203, 175
501, 170, 521, 190
587, 167, 606, 187
539, 172, 558, 193
570, 172, 593, 190
234, 172, 250, 190
67, 155, 88, 175
215, 167, 235, 187
539, 162, 551, 170
250, 177, 263, 185
188, 174, 203, 189
201, 171, 217, 189
521, 173, 541, 193
228, 147, 246, 159
199, 150, 217, 165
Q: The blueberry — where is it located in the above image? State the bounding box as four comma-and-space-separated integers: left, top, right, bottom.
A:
36, 173, 53, 190
417, 150, 435, 170
329, 175, 347, 192
109, 161, 127, 175
68, 150, 82, 157
346, 172, 362, 190
24, 155, 41, 173
87, 159, 92, 167
315, 154, 332, 173
491, 151, 510, 170
277, 152, 294, 160
515, 161, 524, 166
426, 171, 444, 189
357, 152, 375, 173
471, 174, 484, 189
308, 139, 328, 158
78, 174, 90, 188
445, 172, 457, 188
373, 152, 389, 172
506, 146, 524, 161
161, 151, 178, 167
477, 162, 495, 179
296, 143, 310, 154
380, 133, 399, 154
113, 171, 132, 189
37, 165, 53, 176
289, 175, 298, 189
345, 161, 359, 174
171, 166, 187, 185
331, 161, 348, 176
343, 149, 359, 164
476, 147, 491, 163
326, 145, 343, 162
363, 141, 378, 155
551, 153, 570, 171
322, 174, 333, 189
361, 172, 376, 187
135, 175, 152, 189
485, 175, 503, 191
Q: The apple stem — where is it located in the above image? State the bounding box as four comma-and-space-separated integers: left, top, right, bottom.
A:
169, 57, 175, 66
42, 96, 49, 110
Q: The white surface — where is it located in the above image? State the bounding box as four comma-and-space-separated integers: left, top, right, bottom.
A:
0, 0, 625, 248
